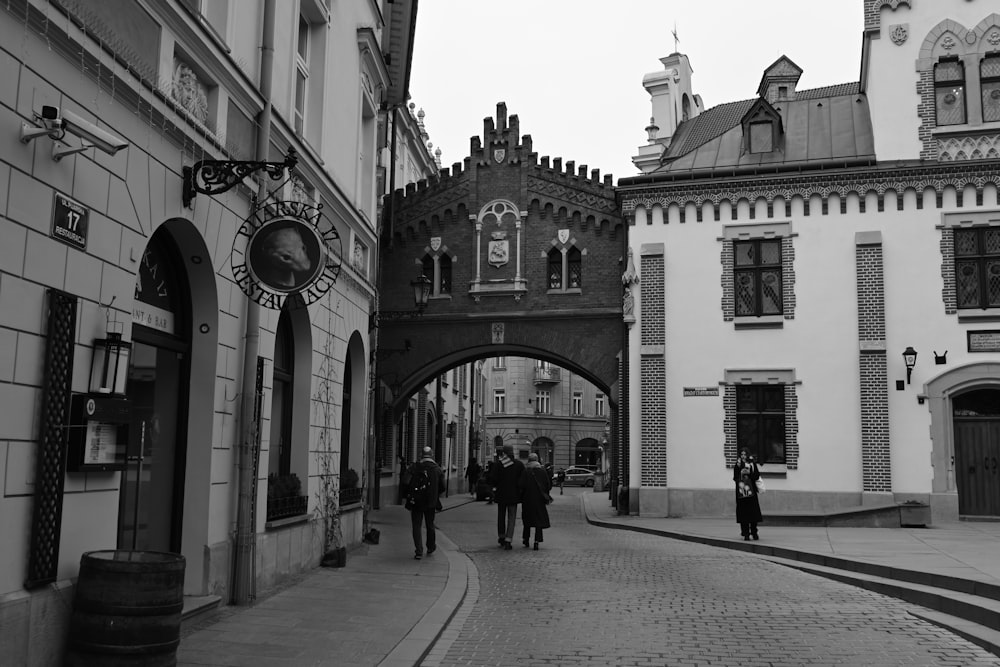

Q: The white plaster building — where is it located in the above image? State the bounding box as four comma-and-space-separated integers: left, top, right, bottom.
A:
618, 0, 1000, 522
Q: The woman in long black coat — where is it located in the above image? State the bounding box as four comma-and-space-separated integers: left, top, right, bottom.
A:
734, 448, 762, 541
519, 453, 552, 550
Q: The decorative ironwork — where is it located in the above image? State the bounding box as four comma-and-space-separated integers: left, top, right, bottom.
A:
266, 495, 308, 522
183, 148, 298, 208
339, 487, 363, 506
26, 290, 77, 589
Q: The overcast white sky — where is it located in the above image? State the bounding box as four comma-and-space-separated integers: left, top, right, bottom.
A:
408, 1, 865, 182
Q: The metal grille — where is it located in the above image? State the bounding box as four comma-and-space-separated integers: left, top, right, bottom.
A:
956, 261, 980, 307
25, 290, 77, 589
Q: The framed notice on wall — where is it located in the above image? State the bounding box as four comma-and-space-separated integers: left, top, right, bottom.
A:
968, 330, 1000, 353
50, 192, 89, 250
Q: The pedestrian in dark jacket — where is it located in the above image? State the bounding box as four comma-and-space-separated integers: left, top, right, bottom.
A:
464, 457, 482, 496
518, 453, 552, 550
487, 444, 524, 550
406, 447, 445, 560
734, 448, 762, 541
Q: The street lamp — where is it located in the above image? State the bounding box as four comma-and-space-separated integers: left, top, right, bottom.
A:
902, 346, 918, 385
411, 273, 432, 313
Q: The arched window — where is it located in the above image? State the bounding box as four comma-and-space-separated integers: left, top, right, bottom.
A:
547, 248, 562, 289
567, 247, 582, 288
421, 252, 453, 296
270, 308, 294, 477
439, 254, 452, 294
935, 58, 966, 126
981, 54, 1000, 123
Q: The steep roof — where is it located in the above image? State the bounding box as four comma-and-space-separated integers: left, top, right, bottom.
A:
655, 82, 871, 174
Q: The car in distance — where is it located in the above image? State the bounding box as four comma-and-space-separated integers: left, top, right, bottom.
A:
553, 467, 596, 487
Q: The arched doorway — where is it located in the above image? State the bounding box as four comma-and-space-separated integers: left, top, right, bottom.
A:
953, 388, 1000, 518
120, 230, 190, 552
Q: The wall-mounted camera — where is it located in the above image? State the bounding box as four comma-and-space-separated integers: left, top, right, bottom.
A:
61, 108, 129, 156
20, 105, 129, 157
20, 105, 65, 143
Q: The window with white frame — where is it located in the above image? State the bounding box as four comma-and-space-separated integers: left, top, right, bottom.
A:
572, 391, 583, 415
493, 356, 505, 369
294, 13, 310, 135
493, 389, 506, 414
534, 390, 550, 414
935, 58, 966, 127
595, 393, 605, 417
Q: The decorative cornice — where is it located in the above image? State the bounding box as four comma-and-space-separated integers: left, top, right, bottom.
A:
619, 162, 1000, 216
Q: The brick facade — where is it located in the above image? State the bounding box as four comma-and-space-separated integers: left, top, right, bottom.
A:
856, 238, 891, 493
639, 248, 666, 488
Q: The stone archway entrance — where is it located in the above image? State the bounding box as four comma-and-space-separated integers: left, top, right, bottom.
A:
953, 388, 1000, 518
377, 103, 628, 507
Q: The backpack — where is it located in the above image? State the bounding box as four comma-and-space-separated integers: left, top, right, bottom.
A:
404, 466, 432, 510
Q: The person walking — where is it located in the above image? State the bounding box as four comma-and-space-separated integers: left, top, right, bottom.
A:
556, 468, 566, 495
404, 447, 445, 560
464, 457, 482, 497
488, 444, 524, 550
733, 448, 762, 541
518, 453, 552, 550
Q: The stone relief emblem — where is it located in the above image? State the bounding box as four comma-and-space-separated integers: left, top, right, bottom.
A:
172, 60, 209, 124
889, 24, 908, 46
493, 149, 506, 164
558, 229, 570, 245
989, 30, 1000, 47
430, 237, 442, 252
941, 34, 956, 51
488, 231, 509, 268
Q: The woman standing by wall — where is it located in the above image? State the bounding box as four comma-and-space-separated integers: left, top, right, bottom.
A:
734, 449, 762, 541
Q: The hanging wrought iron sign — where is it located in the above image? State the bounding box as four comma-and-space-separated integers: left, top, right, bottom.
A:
182, 149, 298, 208
231, 199, 342, 309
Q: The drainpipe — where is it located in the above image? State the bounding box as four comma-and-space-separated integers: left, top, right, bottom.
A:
232, 0, 275, 606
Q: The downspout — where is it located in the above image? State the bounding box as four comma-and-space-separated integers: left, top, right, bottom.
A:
232, 0, 275, 606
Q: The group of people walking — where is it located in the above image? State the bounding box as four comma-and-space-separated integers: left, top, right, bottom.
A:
403, 444, 762, 559
402, 444, 553, 559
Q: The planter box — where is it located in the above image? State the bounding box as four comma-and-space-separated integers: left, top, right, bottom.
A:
266, 495, 308, 521
899, 503, 931, 527
339, 487, 362, 506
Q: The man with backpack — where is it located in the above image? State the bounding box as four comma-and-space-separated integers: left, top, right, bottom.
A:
403, 447, 445, 560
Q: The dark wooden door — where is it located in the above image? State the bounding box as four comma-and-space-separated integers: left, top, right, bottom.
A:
953, 389, 1000, 518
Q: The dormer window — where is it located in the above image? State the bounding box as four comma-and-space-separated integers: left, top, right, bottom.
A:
934, 58, 966, 126
741, 99, 782, 155
750, 121, 774, 153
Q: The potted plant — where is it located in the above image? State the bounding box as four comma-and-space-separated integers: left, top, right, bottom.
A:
266, 473, 307, 521
339, 468, 362, 506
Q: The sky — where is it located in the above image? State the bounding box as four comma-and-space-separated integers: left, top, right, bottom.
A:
408, 1, 865, 182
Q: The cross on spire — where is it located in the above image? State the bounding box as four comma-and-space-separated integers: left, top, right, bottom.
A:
672, 23, 680, 53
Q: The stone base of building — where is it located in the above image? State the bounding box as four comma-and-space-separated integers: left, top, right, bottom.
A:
0, 580, 73, 666
636, 487, 960, 522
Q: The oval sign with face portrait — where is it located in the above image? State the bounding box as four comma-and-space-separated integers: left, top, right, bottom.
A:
232, 200, 342, 310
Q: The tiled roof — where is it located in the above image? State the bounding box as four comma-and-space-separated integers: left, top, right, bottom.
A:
655, 82, 873, 174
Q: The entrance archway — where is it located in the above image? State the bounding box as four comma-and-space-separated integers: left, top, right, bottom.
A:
953, 388, 1000, 517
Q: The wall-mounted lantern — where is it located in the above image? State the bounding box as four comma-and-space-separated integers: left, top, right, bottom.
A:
902, 346, 918, 385
89, 326, 131, 396
411, 273, 432, 313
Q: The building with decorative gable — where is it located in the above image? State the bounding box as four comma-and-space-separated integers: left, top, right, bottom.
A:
617, 0, 1000, 521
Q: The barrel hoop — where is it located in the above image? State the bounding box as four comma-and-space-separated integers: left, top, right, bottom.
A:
71, 600, 185, 616
68, 638, 180, 655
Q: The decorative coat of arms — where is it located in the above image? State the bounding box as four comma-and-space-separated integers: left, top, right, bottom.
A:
488, 231, 509, 268
558, 229, 570, 245
430, 237, 441, 252
493, 149, 506, 164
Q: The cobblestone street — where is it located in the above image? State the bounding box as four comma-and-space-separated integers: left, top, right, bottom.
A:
426, 491, 1000, 667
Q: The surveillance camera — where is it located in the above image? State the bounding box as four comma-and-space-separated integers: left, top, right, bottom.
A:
62, 109, 129, 156
20, 105, 65, 144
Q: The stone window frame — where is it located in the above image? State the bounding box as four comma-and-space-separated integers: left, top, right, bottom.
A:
720, 222, 796, 328
545, 230, 584, 294
722, 369, 800, 473
493, 389, 506, 414
940, 210, 1000, 319
421, 246, 455, 301
916, 16, 1000, 160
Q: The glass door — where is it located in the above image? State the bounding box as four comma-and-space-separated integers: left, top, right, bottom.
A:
118, 340, 183, 552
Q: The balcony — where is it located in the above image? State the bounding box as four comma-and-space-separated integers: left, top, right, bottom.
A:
534, 366, 561, 384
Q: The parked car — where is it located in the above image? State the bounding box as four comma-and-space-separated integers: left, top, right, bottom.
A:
554, 467, 596, 487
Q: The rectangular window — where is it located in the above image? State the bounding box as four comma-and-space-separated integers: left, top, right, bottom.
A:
736, 385, 786, 464
734, 239, 782, 316
493, 356, 505, 369
981, 54, 1000, 123
294, 14, 310, 135
493, 389, 506, 414
535, 390, 550, 414
548, 251, 562, 289
749, 121, 773, 153
595, 393, 605, 417
954, 227, 1000, 309
935, 59, 966, 126
572, 391, 583, 415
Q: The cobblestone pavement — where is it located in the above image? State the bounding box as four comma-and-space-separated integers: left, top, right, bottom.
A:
426, 490, 1000, 667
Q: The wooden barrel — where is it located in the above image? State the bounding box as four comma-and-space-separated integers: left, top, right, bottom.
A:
65, 550, 186, 667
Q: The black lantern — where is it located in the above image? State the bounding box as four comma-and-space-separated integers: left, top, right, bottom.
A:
411, 274, 432, 313
902, 346, 918, 385
89, 331, 131, 395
